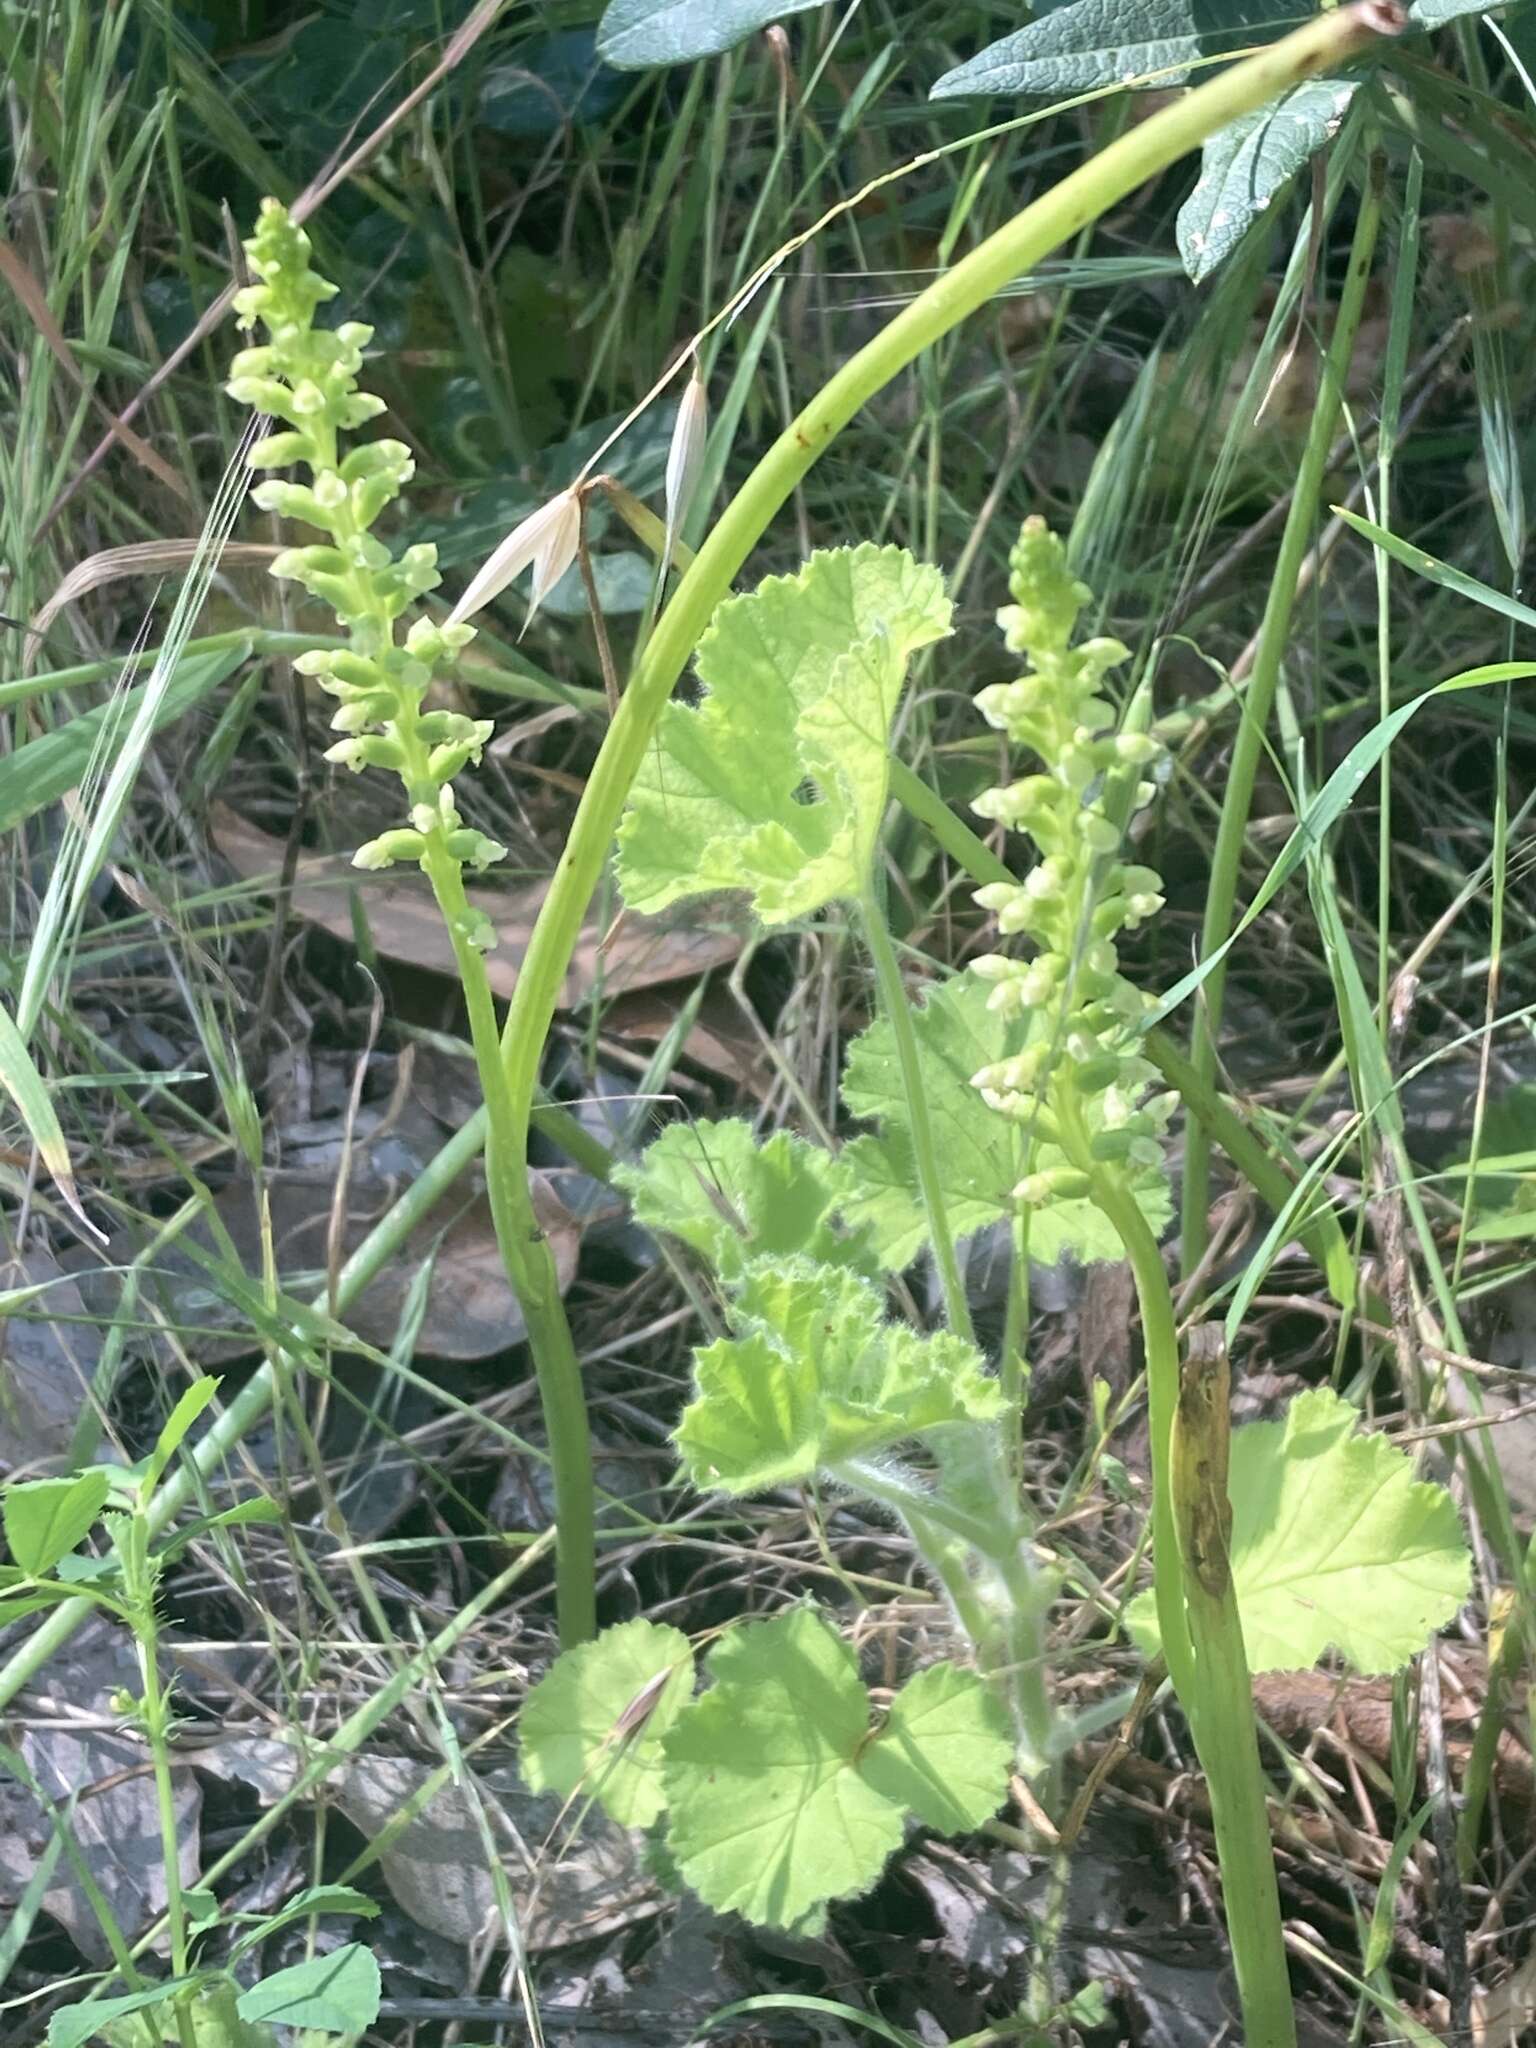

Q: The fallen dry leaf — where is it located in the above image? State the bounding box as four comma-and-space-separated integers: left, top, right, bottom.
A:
212, 804, 740, 1007
203, 1738, 657, 1950
600, 983, 773, 1100
71, 1089, 590, 1363
3, 1623, 201, 1961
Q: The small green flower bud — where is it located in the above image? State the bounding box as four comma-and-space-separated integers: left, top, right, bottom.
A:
1015, 1166, 1092, 1205
456, 907, 499, 950
1089, 1129, 1137, 1163
353, 828, 426, 870
1073, 1054, 1123, 1094
447, 829, 508, 871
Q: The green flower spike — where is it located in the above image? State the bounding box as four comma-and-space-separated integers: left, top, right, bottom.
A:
968, 517, 1173, 1213
229, 199, 506, 889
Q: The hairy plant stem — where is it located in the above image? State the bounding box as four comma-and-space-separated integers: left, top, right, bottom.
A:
1179, 151, 1386, 1277
856, 886, 973, 1341
848, 1442, 1055, 1776
493, 7, 1403, 1401
119, 1525, 200, 2048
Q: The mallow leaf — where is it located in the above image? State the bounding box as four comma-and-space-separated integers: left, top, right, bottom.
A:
857, 1660, 1016, 1836
1128, 1387, 1471, 1674
520, 1617, 695, 1826
930, 0, 1308, 99
662, 1609, 1010, 1928
674, 1256, 1002, 1494
838, 974, 1169, 1270
598, 0, 825, 68
1177, 78, 1359, 284
615, 1118, 873, 1287
617, 545, 952, 925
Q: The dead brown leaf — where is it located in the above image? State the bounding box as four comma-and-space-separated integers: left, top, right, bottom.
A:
212, 804, 740, 1007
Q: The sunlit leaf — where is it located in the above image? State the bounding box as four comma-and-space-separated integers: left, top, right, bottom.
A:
839, 974, 1169, 1269
521, 1617, 695, 1827
617, 545, 952, 924
616, 1117, 873, 1286
674, 1257, 1001, 1495
662, 1610, 1009, 1929
1128, 1388, 1470, 1673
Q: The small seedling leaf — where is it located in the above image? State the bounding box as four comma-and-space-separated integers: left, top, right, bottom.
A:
661, 1609, 904, 1928
1128, 1388, 1470, 1673
598, 0, 824, 68
858, 1663, 1013, 1835
617, 545, 951, 924
47, 1977, 206, 2048
675, 1256, 1001, 1494
839, 975, 1169, 1269
228, 1884, 380, 1965
520, 1617, 696, 1826
235, 1942, 381, 2033
3, 1470, 111, 1576
616, 1117, 873, 1286
144, 1376, 221, 1493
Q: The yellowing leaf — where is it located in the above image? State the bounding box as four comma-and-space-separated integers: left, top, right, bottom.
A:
614, 1117, 873, 1287
520, 1617, 695, 1826
839, 974, 1169, 1269
674, 1257, 1002, 1495
616, 545, 952, 924
1128, 1388, 1471, 1675
662, 1610, 1009, 1929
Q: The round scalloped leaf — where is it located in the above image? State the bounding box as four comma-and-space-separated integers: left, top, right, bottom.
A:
661, 1609, 904, 1928
673, 1256, 1002, 1495
614, 1117, 872, 1286
520, 1618, 695, 1826
617, 544, 952, 924
1127, 1388, 1470, 1675
859, 1662, 1013, 1835
839, 974, 1169, 1269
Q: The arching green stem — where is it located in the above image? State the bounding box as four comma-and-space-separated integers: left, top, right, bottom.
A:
494, 11, 1404, 1387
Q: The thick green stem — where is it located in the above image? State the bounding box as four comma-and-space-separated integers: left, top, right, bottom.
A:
422, 843, 596, 1643
496, 5, 1404, 1239
1172, 1330, 1296, 2048
1069, 1115, 1196, 1698
1180, 153, 1386, 1276
856, 888, 973, 1341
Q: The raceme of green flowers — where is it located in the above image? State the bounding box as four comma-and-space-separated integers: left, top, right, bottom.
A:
966, 517, 1175, 1214
227, 198, 505, 927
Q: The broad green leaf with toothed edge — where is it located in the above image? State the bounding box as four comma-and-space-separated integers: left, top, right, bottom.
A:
674, 1256, 1002, 1495
662, 1609, 1011, 1929
615, 1118, 874, 1287
839, 974, 1170, 1270
520, 1617, 695, 1827
1127, 1388, 1470, 1674
616, 545, 952, 925
858, 1661, 1014, 1836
